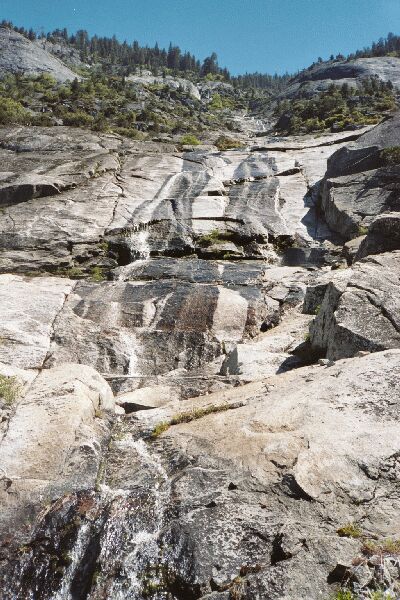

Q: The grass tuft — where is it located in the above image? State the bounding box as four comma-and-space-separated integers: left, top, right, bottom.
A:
361, 538, 400, 556
0, 374, 20, 405
357, 225, 369, 236
151, 422, 170, 439
337, 523, 363, 539
170, 403, 231, 425
380, 146, 400, 166
151, 403, 233, 439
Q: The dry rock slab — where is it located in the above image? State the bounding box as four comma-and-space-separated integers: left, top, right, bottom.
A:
0, 363, 114, 537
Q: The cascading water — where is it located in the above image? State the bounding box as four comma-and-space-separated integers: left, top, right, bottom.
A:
93, 436, 171, 599
129, 224, 151, 261
3, 426, 173, 600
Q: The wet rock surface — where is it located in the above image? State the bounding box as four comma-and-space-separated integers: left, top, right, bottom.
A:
0, 121, 399, 599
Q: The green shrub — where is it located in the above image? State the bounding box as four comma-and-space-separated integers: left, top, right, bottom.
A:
180, 134, 200, 146
337, 523, 362, 538
62, 111, 94, 127
0, 374, 20, 405
112, 126, 142, 139
54, 266, 84, 279
370, 592, 395, 600
0, 97, 30, 125
209, 93, 223, 110
90, 266, 105, 282
215, 135, 243, 151
197, 229, 230, 247
331, 591, 355, 600
380, 146, 400, 166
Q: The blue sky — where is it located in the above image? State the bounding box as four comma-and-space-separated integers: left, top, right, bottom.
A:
2, 0, 400, 74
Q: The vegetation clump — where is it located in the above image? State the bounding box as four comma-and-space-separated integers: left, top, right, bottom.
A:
336, 523, 363, 538
90, 266, 106, 282
180, 134, 200, 146
151, 422, 170, 439
0, 97, 30, 125
380, 146, 400, 166
53, 266, 84, 279
274, 78, 396, 135
197, 229, 235, 247
215, 135, 244, 151
361, 538, 400, 557
0, 374, 20, 405
151, 403, 233, 439
169, 403, 231, 425
330, 591, 356, 600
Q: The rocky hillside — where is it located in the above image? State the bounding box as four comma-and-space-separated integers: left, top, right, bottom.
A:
0, 101, 399, 599
0, 21, 400, 600
281, 56, 400, 99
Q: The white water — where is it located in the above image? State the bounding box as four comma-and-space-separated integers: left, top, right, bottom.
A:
25, 435, 172, 600
233, 113, 271, 135
101, 437, 171, 599
119, 330, 141, 376
129, 224, 151, 260
52, 522, 92, 600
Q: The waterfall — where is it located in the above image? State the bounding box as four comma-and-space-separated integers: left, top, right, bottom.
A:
96, 436, 171, 599
51, 522, 92, 600
128, 224, 151, 260
119, 330, 141, 375
7, 432, 172, 600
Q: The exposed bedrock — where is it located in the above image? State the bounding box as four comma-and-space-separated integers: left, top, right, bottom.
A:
2, 351, 400, 599
320, 112, 400, 240
355, 211, 400, 260
1, 122, 400, 599
0, 27, 80, 82
0, 363, 114, 547
307, 251, 400, 360
0, 126, 350, 275
280, 56, 400, 99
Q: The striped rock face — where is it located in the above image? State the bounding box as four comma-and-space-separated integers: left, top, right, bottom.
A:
0, 125, 348, 398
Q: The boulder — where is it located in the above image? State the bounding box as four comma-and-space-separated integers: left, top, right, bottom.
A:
302, 269, 351, 314
0, 363, 114, 539
355, 212, 400, 260
342, 235, 365, 264
319, 113, 400, 239
309, 251, 400, 359
321, 166, 400, 239
325, 112, 400, 179
116, 385, 180, 412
